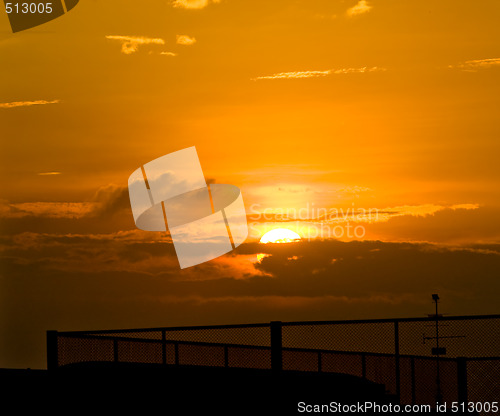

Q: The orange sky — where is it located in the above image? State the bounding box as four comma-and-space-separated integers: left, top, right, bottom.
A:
1, 0, 500, 369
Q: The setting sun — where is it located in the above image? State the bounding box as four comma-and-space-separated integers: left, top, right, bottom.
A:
259, 228, 301, 244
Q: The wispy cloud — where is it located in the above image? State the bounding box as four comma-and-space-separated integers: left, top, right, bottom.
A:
160, 51, 178, 56
252, 67, 385, 80
247, 203, 480, 227
37, 172, 62, 176
316, 203, 480, 225
0, 201, 96, 219
450, 203, 481, 211
176, 34, 197, 46
0, 100, 60, 109
373, 203, 480, 222
449, 58, 500, 71
346, 0, 372, 17
172, 0, 220, 10
254, 70, 331, 80
105, 35, 165, 54
332, 67, 384, 74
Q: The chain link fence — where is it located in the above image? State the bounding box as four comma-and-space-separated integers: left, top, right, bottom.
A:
48, 315, 500, 410
54, 323, 271, 370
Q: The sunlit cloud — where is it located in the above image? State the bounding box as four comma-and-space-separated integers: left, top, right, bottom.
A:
37, 171, 61, 176
332, 67, 385, 74
160, 51, 178, 56
449, 203, 481, 211
105, 35, 165, 54
254, 70, 331, 80
176, 34, 197, 46
0, 100, 60, 109
346, 0, 372, 17
252, 67, 385, 80
309, 203, 480, 224
172, 0, 220, 10
449, 58, 500, 71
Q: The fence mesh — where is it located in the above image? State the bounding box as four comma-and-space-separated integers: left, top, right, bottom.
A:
282, 321, 395, 354
57, 335, 117, 367
399, 317, 500, 358
467, 359, 500, 405
50, 315, 500, 408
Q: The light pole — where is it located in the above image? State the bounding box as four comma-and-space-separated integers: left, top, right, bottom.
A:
432, 293, 443, 405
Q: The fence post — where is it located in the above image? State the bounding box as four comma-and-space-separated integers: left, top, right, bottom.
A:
174, 342, 179, 366
411, 357, 416, 405
271, 321, 282, 371
113, 339, 119, 363
162, 329, 166, 365
394, 321, 401, 402
224, 345, 229, 368
457, 357, 468, 403
46, 330, 58, 371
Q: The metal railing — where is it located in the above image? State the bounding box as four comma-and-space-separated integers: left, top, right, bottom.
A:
47, 314, 500, 407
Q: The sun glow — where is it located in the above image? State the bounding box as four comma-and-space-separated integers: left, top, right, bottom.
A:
256, 253, 270, 263
259, 228, 301, 244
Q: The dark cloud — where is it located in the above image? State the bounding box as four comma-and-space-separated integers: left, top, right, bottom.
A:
2, 234, 499, 369
88, 184, 131, 217
365, 206, 500, 244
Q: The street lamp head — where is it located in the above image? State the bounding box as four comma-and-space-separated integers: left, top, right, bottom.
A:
432, 294, 440, 301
